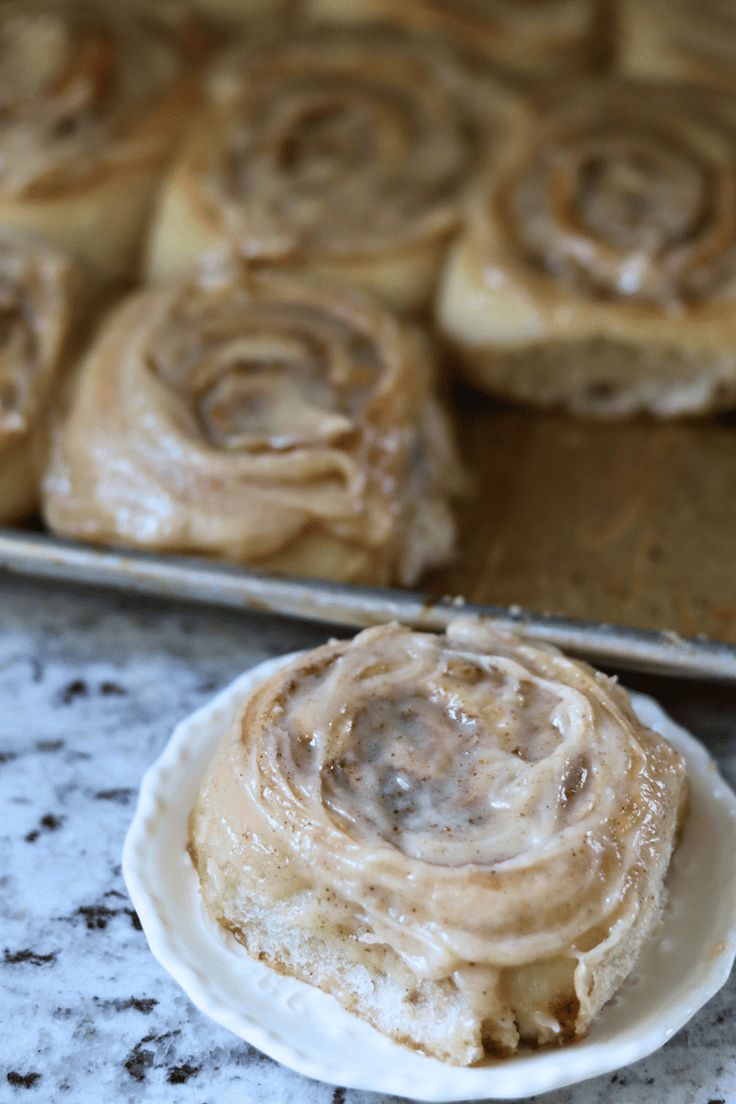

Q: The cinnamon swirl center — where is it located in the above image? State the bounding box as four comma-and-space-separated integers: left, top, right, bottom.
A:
210, 33, 490, 255
148, 292, 385, 452
507, 85, 736, 305
321, 665, 576, 865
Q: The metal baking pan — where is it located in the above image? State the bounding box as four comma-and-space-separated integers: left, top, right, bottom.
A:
4, 382, 736, 681
1, 527, 735, 681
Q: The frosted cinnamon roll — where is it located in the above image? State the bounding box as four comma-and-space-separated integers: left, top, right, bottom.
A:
190, 619, 687, 1064
621, 0, 736, 91
0, 229, 82, 523
0, 0, 206, 282
145, 29, 522, 314
43, 255, 463, 584
306, 0, 611, 82
438, 80, 736, 417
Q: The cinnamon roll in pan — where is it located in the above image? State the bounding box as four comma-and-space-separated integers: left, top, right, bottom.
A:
43, 255, 463, 584
306, 0, 612, 82
145, 28, 523, 314
620, 0, 736, 91
438, 81, 736, 418
0, 0, 206, 282
189, 620, 687, 1065
0, 229, 82, 523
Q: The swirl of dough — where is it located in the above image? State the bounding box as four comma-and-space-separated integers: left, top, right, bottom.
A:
0, 228, 81, 522
146, 28, 521, 312
191, 619, 687, 1058
503, 82, 736, 307
307, 0, 610, 82
0, 0, 206, 278
43, 255, 462, 583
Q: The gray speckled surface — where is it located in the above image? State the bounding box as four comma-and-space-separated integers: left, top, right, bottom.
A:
1, 575, 734, 1104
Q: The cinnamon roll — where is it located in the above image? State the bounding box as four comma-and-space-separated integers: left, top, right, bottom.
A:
306, 0, 611, 82
0, 229, 82, 523
145, 29, 522, 314
438, 80, 736, 417
190, 619, 688, 1064
43, 255, 463, 584
0, 0, 206, 282
620, 0, 736, 91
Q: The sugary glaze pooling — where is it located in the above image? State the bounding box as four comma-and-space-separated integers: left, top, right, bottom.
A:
194, 620, 687, 1050
0, 0, 194, 195
500, 81, 736, 308
0, 228, 77, 445
321, 651, 586, 867
44, 254, 461, 583
204, 29, 517, 260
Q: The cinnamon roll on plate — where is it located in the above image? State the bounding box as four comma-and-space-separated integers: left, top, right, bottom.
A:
0, 229, 82, 523
438, 80, 736, 417
43, 254, 464, 585
0, 0, 206, 282
145, 28, 523, 314
620, 0, 736, 92
123, 620, 736, 1094
188, 621, 687, 1063
306, 0, 612, 83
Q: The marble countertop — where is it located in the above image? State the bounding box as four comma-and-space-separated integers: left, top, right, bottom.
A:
1, 575, 734, 1104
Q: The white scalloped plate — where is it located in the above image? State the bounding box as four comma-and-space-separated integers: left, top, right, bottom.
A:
123, 654, 736, 1101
